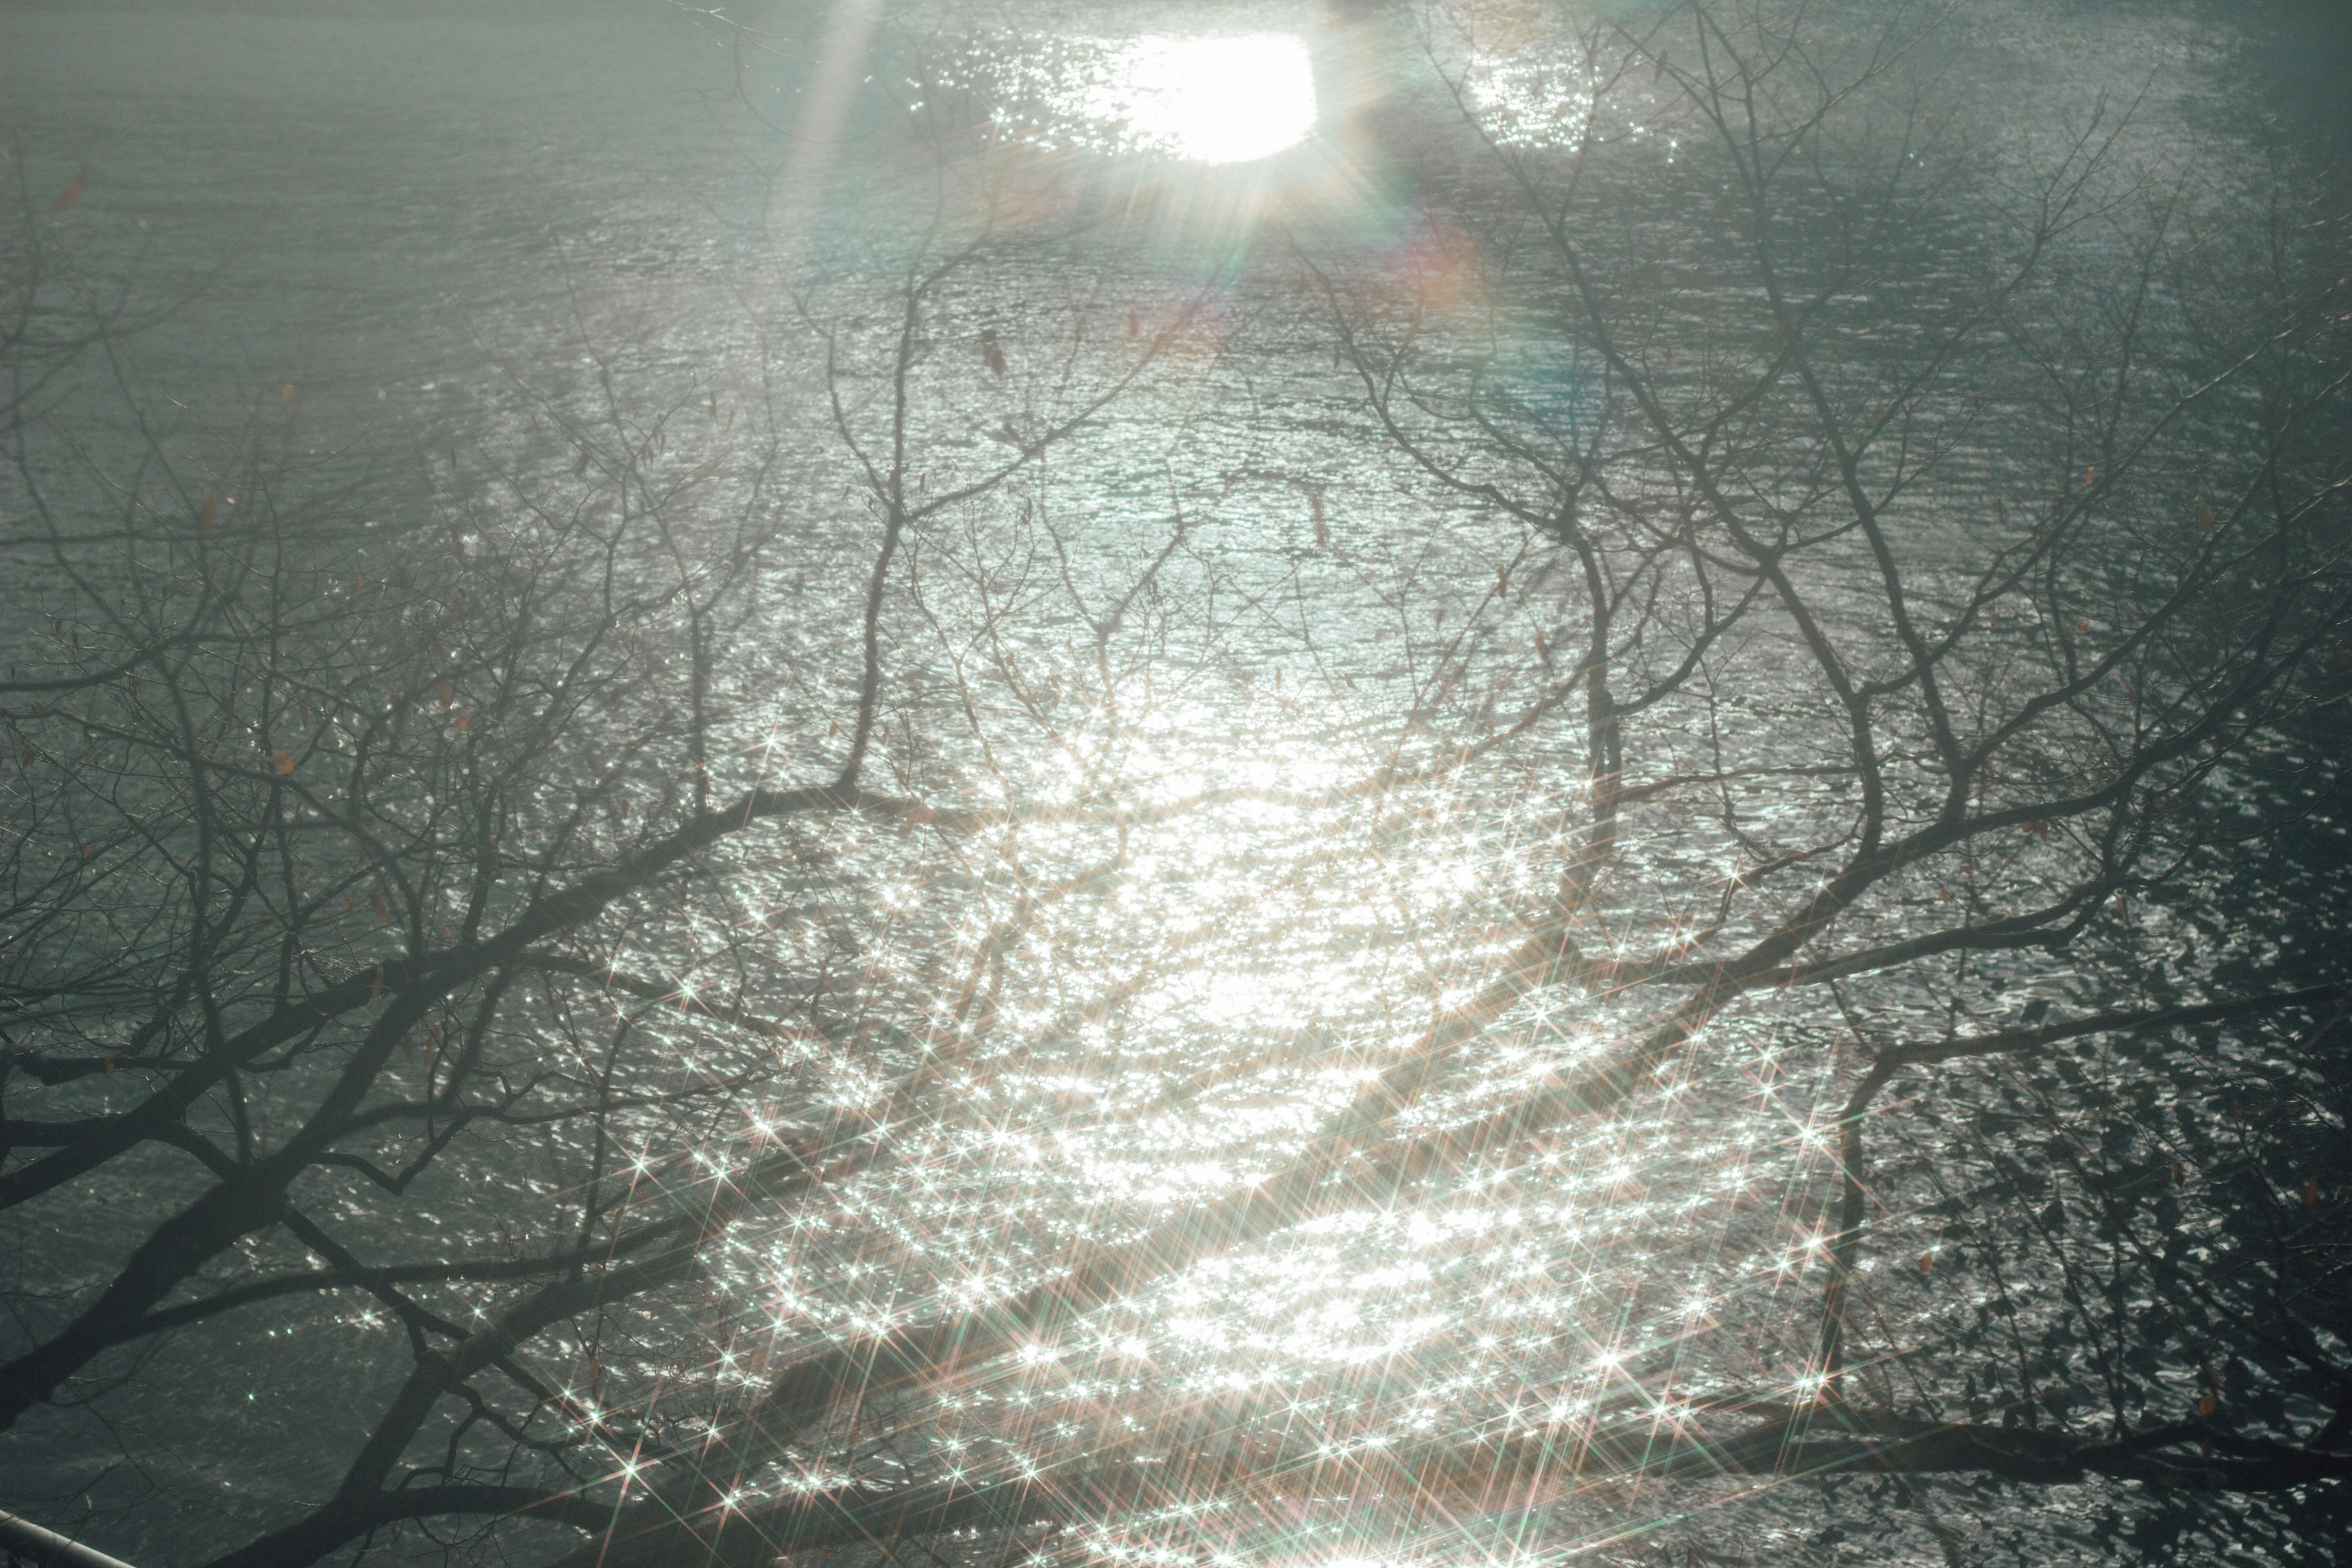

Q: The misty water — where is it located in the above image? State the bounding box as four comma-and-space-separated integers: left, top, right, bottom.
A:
4, 3, 2349, 1566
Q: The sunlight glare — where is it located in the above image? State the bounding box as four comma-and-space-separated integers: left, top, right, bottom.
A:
1089, 34, 1319, 164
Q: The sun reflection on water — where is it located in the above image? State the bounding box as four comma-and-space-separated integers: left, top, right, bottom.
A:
1080, 35, 1320, 164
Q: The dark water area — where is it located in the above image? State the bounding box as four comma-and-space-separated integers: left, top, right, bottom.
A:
2241, 0, 2352, 179
3, 3, 2350, 1566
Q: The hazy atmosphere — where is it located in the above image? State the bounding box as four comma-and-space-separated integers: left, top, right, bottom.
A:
4, 2, 2350, 1566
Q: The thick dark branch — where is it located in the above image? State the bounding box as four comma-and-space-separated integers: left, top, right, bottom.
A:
1873, 984, 2348, 1073
0, 783, 932, 1214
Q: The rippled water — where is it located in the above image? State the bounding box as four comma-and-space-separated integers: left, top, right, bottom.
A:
4, 2, 2348, 1565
